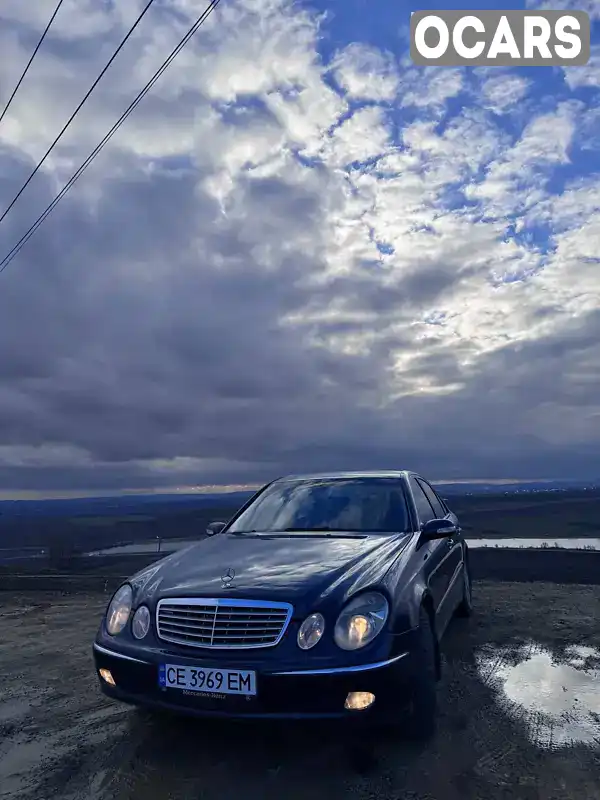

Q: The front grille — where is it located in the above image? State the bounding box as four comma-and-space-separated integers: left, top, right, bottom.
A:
155, 598, 293, 649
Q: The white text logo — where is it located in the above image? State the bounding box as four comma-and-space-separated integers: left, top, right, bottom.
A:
410, 10, 590, 66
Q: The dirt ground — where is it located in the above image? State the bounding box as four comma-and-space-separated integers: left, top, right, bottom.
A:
1, 582, 599, 800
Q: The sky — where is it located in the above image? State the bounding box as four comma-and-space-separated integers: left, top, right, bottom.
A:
0, 0, 598, 497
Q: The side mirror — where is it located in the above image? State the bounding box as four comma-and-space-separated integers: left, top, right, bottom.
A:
420, 518, 457, 541
206, 521, 226, 536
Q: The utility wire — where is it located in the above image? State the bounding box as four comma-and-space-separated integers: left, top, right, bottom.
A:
0, 0, 66, 126
0, 0, 158, 227
0, 0, 222, 277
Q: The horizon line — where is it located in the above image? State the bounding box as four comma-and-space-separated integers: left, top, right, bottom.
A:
0, 477, 595, 501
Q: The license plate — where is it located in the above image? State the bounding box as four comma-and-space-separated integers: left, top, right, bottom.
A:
158, 664, 257, 696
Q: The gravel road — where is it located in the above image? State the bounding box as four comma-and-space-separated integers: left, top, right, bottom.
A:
1, 582, 599, 800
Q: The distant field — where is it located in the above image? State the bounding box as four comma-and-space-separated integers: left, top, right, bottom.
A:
449, 492, 600, 539
68, 515, 157, 527
1, 489, 599, 568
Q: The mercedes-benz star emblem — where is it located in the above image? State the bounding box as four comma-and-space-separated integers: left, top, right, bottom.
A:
221, 568, 235, 587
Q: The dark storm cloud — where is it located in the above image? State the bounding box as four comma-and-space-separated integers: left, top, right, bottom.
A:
0, 0, 598, 492
1, 135, 599, 490
0, 150, 391, 471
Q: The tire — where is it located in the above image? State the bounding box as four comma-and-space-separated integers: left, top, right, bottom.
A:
404, 605, 438, 741
455, 557, 473, 618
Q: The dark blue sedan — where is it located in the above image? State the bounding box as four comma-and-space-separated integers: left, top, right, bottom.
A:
93, 471, 472, 739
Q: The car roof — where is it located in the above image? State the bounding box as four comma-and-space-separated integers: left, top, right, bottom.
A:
274, 470, 416, 481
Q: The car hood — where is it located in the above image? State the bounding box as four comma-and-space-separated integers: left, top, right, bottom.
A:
130, 531, 412, 615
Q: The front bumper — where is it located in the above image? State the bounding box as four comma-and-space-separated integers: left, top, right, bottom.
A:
92, 640, 418, 722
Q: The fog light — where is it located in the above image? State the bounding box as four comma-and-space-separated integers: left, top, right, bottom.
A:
344, 691, 375, 711
99, 668, 116, 687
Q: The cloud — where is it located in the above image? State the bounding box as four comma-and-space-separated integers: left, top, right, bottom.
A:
400, 66, 464, 114
479, 72, 531, 115
563, 44, 600, 90
525, 0, 600, 20
331, 43, 399, 102
465, 101, 580, 216
0, 0, 598, 493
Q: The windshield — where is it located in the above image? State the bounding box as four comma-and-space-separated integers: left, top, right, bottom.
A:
226, 477, 409, 534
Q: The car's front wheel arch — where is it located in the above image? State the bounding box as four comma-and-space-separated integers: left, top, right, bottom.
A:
420, 592, 441, 680
455, 548, 473, 618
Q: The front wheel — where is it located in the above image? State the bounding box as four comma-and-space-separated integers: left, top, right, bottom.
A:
403, 605, 438, 741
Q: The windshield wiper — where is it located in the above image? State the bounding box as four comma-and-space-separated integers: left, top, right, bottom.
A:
279, 527, 367, 538
227, 528, 368, 539
283, 526, 335, 531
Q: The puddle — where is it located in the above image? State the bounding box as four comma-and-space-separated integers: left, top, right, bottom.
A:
477, 642, 600, 749
467, 538, 600, 550
564, 645, 599, 667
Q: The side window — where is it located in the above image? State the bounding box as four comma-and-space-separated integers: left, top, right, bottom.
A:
418, 479, 446, 519
409, 477, 436, 525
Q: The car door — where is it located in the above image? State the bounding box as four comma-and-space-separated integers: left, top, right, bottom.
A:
417, 478, 465, 632
408, 476, 454, 630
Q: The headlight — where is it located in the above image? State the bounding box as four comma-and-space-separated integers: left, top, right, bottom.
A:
334, 591, 389, 651
132, 605, 150, 639
105, 584, 132, 636
297, 612, 325, 650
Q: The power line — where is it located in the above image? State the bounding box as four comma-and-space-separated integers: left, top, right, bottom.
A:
0, 0, 66, 126
0, 0, 222, 277
0, 0, 158, 227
